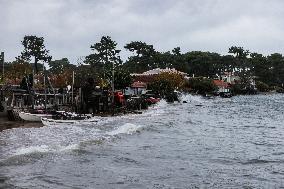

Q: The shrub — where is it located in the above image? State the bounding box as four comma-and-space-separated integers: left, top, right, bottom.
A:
256, 81, 270, 92
148, 72, 185, 96
186, 77, 217, 95
275, 86, 284, 93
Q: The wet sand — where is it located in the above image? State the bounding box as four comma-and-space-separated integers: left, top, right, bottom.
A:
0, 117, 43, 132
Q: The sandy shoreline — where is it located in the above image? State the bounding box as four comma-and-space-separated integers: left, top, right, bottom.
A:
0, 117, 43, 132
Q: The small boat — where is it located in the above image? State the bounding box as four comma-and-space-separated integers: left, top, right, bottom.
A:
165, 91, 181, 103
41, 116, 100, 126
220, 92, 233, 98
19, 111, 53, 122
203, 93, 214, 99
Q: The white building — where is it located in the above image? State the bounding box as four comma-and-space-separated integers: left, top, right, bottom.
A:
220, 72, 240, 84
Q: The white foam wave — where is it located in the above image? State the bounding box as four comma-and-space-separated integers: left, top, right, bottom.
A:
107, 123, 142, 136
13, 143, 82, 156
181, 94, 206, 104
154, 99, 168, 108
143, 99, 167, 116
14, 145, 51, 156
59, 144, 80, 152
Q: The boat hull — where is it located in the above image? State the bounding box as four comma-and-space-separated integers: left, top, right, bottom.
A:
41, 117, 100, 126
19, 112, 53, 122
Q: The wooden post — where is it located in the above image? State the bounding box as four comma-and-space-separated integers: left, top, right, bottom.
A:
72, 71, 74, 105
78, 88, 82, 113
43, 64, 47, 111
1, 52, 4, 82
32, 69, 35, 109
111, 62, 115, 115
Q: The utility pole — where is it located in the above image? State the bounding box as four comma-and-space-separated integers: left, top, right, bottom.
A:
72, 71, 74, 105
43, 63, 47, 112
1, 52, 4, 82
111, 61, 115, 115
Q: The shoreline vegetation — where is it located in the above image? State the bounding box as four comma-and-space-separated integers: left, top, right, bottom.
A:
0, 35, 284, 131
0, 35, 283, 92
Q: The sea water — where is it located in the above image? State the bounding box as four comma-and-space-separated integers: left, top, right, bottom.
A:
0, 94, 284, 188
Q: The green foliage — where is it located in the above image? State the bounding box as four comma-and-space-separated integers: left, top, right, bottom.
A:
148, 72, 184, 96
249, 53, 269, 84
85, 36, 121, 82
275, 87, 284, 93
113, 67, 133, 90
9, 35, 284, 91
185, 77, 217, 94
148, 72, 184, 95
4, 60, 33, 84
230, 83, 244, 95
74, 64, 97, 88
17, 35, 52, 73
184, 51, 222, 77
49, 58, 75, 75
154, 48, 189, 72
124, 41, 157, 73
267, 53, 284, 86
229, 46, 250, 59
256, 81, 270, 92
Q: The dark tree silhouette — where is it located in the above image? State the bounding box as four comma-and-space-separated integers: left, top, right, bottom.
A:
17, 35, 52, 73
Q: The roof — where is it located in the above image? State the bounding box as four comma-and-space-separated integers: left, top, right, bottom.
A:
213, 80, 229, 88
131, 81, 147, 88
131, 68, 187, 76
221, 72, 240, 77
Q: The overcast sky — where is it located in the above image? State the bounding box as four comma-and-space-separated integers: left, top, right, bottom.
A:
1, 0, 284, 64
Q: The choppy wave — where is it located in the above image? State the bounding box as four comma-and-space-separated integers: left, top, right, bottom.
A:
181, 94, 208, 104
14, 145, 51, 156
107, 123, 142, 136
1, 94, 284, 188
11, 143, 82, 157
0, 102, 158, 160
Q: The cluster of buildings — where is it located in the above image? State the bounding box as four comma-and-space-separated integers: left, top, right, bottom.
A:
213, 72, 257, 95
0, 67, 258, 120
127, 68, 257, 96
126, 68, 187, 95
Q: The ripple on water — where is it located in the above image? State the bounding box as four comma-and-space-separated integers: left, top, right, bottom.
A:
1, 94, 284, 188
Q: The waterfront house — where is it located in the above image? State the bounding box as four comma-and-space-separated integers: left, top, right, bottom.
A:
213, 79, 230, 93
220, 72, 240, 84
220, 72, 257, 90
125, 81, 147, 95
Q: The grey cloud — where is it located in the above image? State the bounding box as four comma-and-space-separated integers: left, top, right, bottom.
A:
0, 0, 284, 64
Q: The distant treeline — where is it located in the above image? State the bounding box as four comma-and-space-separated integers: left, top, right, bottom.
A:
1, 35, 284, 89
122, 45, 284, 88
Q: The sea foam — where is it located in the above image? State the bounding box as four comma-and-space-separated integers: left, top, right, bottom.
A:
107, 123, 142, 136
14, 145, 51, 156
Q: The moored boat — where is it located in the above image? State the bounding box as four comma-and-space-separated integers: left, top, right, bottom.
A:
41, 116, 100, 126
19, 111, 53, 122
220, 92, 233, 98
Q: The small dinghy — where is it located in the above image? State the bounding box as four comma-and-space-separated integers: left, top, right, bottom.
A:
19, 111, 53, 122
41, 117, 100, 126
41, 112, 100, 126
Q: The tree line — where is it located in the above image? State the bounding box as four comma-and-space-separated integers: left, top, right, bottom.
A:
0, 35, 284, 91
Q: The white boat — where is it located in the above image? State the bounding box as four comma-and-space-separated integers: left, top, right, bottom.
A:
19, 112, 53, 122
41, 116, 100, 126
